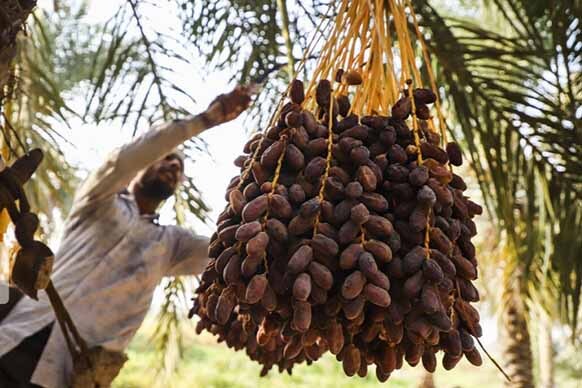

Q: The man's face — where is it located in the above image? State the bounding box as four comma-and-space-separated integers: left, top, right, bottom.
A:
137, 153, 184, 201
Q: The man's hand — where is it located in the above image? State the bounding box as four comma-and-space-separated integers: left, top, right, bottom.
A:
202, 85, 255, 127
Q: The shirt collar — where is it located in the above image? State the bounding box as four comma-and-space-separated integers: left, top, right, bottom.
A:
119, 190, 160, 224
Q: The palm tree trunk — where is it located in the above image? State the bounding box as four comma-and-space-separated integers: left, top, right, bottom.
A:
417, 370, 436, 388
538, 312, 554, 388
0, 1, 36, 95
502, 284, 535, 388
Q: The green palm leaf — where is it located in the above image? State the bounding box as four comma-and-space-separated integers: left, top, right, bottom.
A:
415, 0, 581, 331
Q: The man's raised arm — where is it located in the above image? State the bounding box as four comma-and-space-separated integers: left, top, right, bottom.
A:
73, 86, 252, 207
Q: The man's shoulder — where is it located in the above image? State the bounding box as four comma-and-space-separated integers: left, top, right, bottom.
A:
66, 189, 126, 224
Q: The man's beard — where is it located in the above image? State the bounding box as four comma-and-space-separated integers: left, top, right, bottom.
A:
140, 178, 175, 201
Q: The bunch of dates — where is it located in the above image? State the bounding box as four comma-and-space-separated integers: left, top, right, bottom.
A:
191, 75, 483, 381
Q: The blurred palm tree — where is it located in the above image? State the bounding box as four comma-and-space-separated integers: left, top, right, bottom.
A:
415, 1, 581, 386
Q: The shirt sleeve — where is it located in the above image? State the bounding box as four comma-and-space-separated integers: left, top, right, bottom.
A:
166, 228, 210, 277
72, 115, 210, 209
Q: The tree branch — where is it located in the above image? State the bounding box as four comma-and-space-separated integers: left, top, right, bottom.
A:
127, 0, 170, 121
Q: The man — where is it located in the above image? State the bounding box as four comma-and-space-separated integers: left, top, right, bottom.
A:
0, 85, 252, 388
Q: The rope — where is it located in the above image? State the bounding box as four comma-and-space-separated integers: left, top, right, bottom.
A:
45, 283, 78, 358
45, 282, 92, 368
